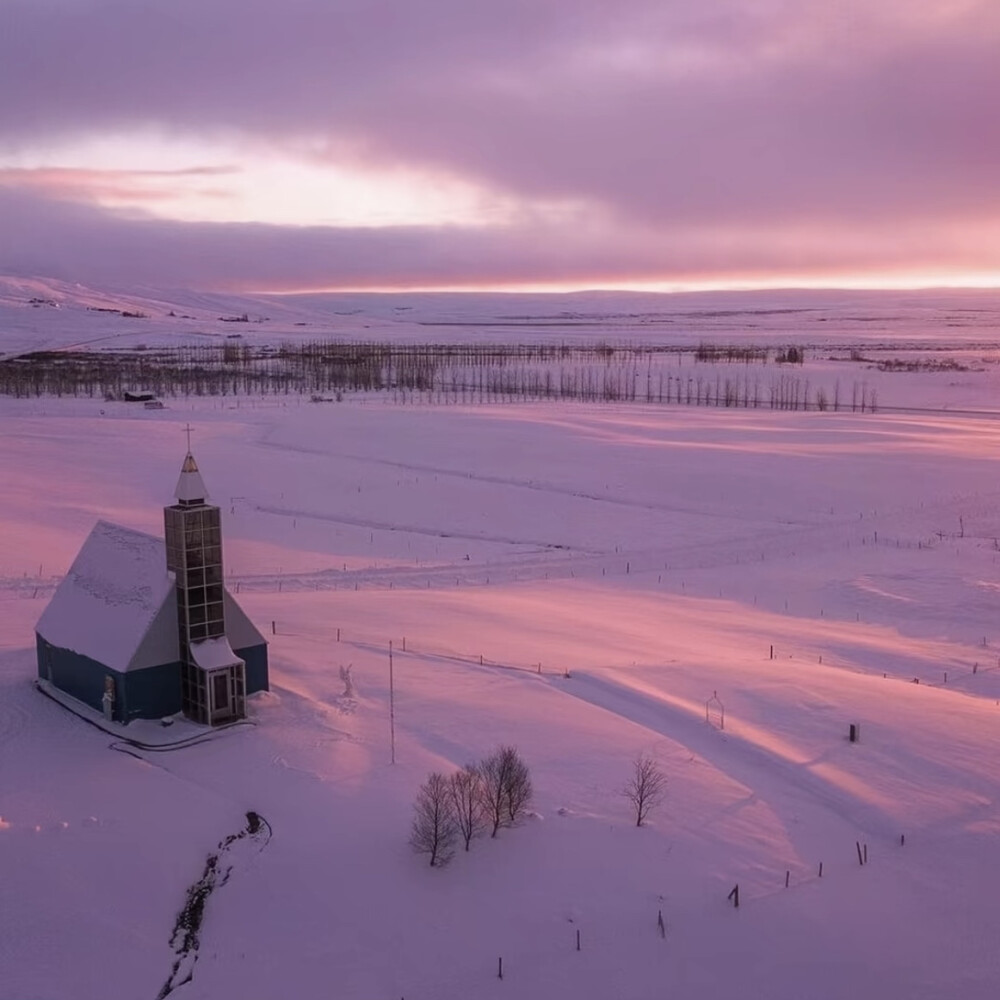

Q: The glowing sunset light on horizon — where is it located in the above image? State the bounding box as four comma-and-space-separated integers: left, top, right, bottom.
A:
1, 0, 998, 292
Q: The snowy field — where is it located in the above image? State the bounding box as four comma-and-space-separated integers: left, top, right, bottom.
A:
3, 284, 1000, 999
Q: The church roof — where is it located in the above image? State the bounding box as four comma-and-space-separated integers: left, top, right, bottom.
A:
174, 452, 209, 504
36, 521, 177, 673
36, 521, 266, 673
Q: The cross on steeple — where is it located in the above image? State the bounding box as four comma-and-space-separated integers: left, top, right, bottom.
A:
183, 423, 194, 453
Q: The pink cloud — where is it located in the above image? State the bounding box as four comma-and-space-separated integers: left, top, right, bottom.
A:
1, 1, 999, 287
0, 166, 237, 205
1, 186, 995, 292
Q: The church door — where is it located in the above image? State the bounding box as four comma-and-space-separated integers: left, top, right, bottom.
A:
209, 668, 234, 725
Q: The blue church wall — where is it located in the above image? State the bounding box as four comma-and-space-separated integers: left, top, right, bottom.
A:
37, 634, 114, 718
36, 634, 182, 723
123, 661, 183, 722
238, 643, 269, 694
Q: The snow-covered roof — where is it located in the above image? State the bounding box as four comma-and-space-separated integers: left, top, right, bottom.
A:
36, 521, 178, 673
174, 452, 209, 504
190, 636, 243, 671
36, 520, 266, 672
223, 591, 266, 651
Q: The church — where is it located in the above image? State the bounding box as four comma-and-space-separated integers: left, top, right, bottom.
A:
35, 451, 269, 726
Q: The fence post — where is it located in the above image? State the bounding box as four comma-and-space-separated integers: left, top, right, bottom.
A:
389, 642, 396, 765
728, 884, 740, 908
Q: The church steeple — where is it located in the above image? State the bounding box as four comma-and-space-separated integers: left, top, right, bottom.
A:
174, 452, 209, 506
164, 447, 246, 725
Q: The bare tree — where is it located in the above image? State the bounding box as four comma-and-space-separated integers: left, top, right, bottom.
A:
501, 746, 533, 825
449, 765, 486, 851
479, 745, 532, 836
480, 747, 513, 837
410, 772, 457, 867
623, 754, 666, 827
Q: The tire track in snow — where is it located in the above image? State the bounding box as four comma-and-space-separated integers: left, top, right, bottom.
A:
254, 502, 583, 552
257, 437, 817, 527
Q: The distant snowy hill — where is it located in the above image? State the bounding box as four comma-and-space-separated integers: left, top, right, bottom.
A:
2, 274, 1000, 359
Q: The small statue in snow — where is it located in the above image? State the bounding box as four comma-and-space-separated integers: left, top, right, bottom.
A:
339, 663, 355, 699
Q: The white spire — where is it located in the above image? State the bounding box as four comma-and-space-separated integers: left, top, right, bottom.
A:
174, 452, 209, 504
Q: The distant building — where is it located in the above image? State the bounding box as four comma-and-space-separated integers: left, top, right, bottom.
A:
35, 453, 268, 725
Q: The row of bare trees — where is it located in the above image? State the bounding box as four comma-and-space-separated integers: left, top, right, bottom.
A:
410, 746, 533, 867
411, 749, 666, 866
1, 342, 875, 412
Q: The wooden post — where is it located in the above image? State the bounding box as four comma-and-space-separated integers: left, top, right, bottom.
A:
657, 910, 665, 938
785, 870, 790, 888
728, 884, 740, 908
389, 642, 396, 765
498, 957, 503, 980
863, 843, 868, 864
337, 627, 340, 642
576, 929, 581, 951
271, 620, 275, 635
856, 841, 864, 866
818, 862, 823, 878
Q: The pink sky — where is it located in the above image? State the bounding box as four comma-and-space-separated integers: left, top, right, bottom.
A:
1, 0, 999, 292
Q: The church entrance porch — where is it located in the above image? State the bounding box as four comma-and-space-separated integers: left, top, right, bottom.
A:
185, 637, 247, 725
208, 663, 245, 725
182, 662, 246, 725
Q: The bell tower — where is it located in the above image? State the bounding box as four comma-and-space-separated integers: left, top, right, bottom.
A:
164, 447, 245, 724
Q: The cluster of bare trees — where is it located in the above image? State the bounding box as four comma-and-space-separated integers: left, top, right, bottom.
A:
0, 341, 650, 400
410, 746, 533, 867
411, 749, 665, 866
694, 343, 771, 364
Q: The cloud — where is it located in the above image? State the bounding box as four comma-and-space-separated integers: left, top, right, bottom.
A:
1, 186, 995, 292
1, 0, 999, 287
0, 166, 237, 206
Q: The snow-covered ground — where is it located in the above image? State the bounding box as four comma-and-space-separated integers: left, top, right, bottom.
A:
3, 284, 1000, 998
4, 275, 1000, 357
